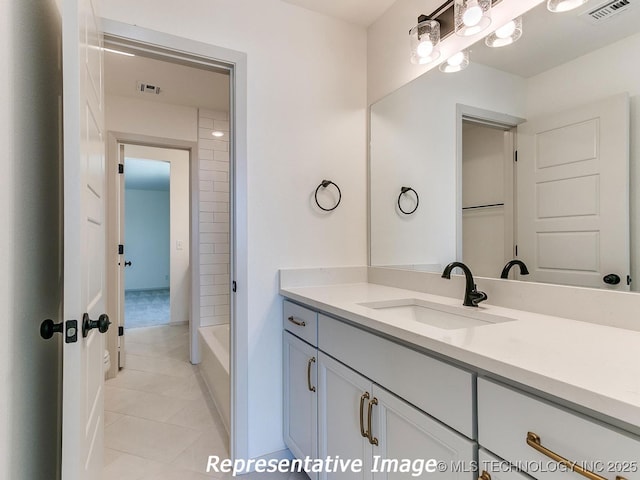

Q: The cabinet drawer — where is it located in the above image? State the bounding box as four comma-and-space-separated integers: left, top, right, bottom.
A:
478, 378, 640, 480
283, 300, 318, 346
479, 449, 532, 480
319, 314, 475, 438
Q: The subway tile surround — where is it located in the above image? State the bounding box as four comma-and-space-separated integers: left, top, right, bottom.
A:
198, 109, 231, 327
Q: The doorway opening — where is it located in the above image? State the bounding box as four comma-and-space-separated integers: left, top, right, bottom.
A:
122, 150, 180, 330
101, 24, 241, 477
460, 119, 516, 279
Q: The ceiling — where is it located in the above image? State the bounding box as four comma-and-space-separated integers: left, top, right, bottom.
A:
124, 158, 170, 191
105, 49, 230, 111
281, 0, 397, 26
471, 0, 640, 78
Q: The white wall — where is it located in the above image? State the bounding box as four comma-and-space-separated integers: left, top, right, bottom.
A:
198, 109, 231, 326
370, 62, 525, 268
107, 94, 198, 142
125, 145, 191, 324
367, 0, 543, 104
525, 32, 640, 291
125, 188, 171, 290
1, 0, 62, 477
101, 0, 368, 458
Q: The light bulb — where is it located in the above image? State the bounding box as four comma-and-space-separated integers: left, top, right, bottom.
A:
547, 0, 588, 12
448, 52, 466, 67
495, 20, 516, 39
463, 2, 483, 27
416, 40, 434, 58
212, 131, 224, 137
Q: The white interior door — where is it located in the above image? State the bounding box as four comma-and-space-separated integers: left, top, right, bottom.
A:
61, 0, 107, 477
517, 94, 630, 290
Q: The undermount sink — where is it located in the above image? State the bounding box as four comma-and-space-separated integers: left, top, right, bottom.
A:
358, 298, 516, 330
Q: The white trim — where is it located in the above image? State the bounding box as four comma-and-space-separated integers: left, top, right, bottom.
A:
100, 20, 249, 462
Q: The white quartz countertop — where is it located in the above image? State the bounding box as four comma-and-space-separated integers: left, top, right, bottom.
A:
280, 282, 640, 433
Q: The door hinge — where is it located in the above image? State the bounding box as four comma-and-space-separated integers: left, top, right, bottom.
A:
118, 163, 124, 174
232, 281, 237, 293
628, 275, 632, 286
118, 244, 124, 255
514, 150, 518, 163
118, 326, 124, 336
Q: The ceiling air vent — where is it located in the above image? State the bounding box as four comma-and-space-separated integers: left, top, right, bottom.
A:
581, 0, 633, 24
136, 81, 161, 95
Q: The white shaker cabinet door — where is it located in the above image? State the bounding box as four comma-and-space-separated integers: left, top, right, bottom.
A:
284, 332, 318, 475
318, 352, 374, 480
371, 385, 477, 480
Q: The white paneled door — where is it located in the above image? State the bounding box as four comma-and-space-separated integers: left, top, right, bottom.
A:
61, 0, 108, 478
517, 94, 630, 290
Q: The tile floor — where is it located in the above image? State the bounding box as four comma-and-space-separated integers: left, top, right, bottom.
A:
103, 324, 309, 480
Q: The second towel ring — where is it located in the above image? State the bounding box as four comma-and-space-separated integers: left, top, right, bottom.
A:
315, 180, 341, 212
398, 186, 419, 215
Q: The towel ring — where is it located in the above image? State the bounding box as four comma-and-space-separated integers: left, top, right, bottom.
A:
315, 180, 341, 212
398, 186, 419, 215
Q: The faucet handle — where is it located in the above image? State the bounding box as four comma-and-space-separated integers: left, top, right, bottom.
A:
469, 289, 488, 306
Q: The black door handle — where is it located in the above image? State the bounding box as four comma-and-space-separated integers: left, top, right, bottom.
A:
40, 319, 63, 340
603, 274, 621, 285
124, 261, 132, 267
82, 313, 111, 337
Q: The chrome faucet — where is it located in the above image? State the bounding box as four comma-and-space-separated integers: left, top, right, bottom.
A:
441, 262, 488, 307
500, 260, 529, 279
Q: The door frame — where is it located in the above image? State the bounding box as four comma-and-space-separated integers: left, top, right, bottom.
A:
101, 19, 249, 463
105, 134, 197, 375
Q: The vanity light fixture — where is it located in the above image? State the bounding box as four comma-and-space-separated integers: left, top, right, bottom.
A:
547, 0, 589, 12
455, 0, 492, 36
485, 16, 522, 47
410, 15, 441, 65
439, 50, 470, 73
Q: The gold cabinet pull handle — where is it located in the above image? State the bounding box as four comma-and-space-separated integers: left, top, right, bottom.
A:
306, 357, 316, 392
526, 432, 627, 480
359, 392, 370, 438
479, 471, 492, 480
367, 397, 379, 446
288, 316, 306, 327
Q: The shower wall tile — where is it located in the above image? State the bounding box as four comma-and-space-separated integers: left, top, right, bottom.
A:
198, 109, 230, 328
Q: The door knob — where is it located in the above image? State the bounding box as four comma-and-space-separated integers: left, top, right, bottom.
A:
82, 313, 111, 337
40, 319, 63, 340
124, 261, 132, 267
603, 274, 621, 285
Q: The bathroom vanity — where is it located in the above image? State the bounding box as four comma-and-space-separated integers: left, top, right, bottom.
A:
280, 270, 640, 480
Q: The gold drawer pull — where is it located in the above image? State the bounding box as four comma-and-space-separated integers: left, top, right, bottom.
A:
526, 432, 627, 480
367, 397, 379, 446
359, 392, 370, 438
288, 316, 306, 327
479, 472, 492, 480
306, 357, 316, 392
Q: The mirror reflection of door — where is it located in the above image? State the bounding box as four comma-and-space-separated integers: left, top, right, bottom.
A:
461, 120, 516, 279
516, 94, 630, 291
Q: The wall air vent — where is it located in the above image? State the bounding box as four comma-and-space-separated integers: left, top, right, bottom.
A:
581, 0, 633, 24
136, 81, 161, 95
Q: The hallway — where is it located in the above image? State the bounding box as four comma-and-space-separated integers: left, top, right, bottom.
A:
102, 324, 228, 479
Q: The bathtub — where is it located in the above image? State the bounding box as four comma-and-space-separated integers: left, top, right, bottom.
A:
198, 324, 230, 435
